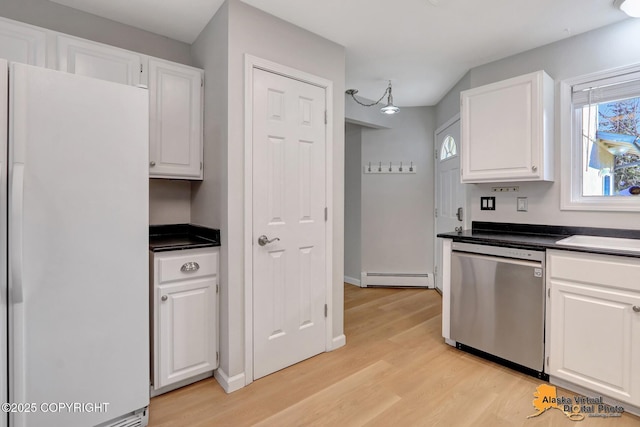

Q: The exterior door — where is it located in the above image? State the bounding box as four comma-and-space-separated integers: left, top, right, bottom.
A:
435, 118, 465, 292
252, 68, 327, 380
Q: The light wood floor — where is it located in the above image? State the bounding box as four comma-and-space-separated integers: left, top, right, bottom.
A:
148, 284, 640, 426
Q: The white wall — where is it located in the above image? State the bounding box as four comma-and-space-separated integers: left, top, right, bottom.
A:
436, 18, 640, 230
344, 124, 362, 284
191, 0, 345, 387
360, 106, 436, 276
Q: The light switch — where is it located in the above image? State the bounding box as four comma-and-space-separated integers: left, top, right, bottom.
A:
517, 197, 528, 212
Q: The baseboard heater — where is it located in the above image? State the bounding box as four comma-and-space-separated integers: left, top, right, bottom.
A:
360, 272, 433, 288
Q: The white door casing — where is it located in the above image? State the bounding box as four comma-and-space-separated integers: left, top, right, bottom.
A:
434, 116, 466, 292
246, 57, 333, 382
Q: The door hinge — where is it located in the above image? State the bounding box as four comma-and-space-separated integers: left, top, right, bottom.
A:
547, 288, 550, 298
434, 265, 438, 276
324, 304, 328, 318
216, 284, 219, 294
200, 162, 203, 170
216, 352, 219, 363
435, 149, 438, 159
546, 356, 549, 367
201, 77, 204, 87
324, 110, 327, 125
434, 208, 438, 218
324, 207, 328, 222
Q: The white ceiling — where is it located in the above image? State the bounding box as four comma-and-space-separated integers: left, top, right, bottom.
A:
49, 0, 630, 106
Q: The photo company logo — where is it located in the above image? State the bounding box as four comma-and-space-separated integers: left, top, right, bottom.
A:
527, 384, 624, 420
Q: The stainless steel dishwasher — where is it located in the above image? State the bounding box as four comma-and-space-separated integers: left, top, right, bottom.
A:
450, 242, 546, 378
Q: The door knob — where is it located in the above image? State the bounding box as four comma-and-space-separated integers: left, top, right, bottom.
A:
161, 295, 168, 301
258, 235, 280, 246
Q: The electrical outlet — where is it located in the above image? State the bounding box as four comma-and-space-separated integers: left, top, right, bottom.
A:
480, 196, 495, 210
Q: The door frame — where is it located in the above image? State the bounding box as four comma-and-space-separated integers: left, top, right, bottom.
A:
433, 114, 467, 291
243, 54, 334, 385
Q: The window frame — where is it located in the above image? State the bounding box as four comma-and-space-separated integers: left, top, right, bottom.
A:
560, 63, 640, 211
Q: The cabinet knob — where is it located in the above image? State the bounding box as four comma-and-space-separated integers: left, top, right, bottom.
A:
161, 295, 168, 301
150, 161, 156, 167
633, 306, 640, 313
531, 165, 538, 172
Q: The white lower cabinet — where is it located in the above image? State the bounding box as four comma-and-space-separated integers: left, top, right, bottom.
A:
547, 250, 640, 406
151, 247, 219, 394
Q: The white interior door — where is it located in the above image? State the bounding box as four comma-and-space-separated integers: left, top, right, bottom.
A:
252, 68, 327, 380
435, 117, 465, 292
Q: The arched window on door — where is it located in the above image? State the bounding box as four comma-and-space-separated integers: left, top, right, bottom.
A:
440, 135, 457, 160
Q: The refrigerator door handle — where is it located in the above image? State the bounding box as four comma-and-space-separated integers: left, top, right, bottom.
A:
10, 163, 24, 303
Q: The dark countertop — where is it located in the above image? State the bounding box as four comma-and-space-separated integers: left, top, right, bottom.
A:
149, 224, 221, 252
437, 222, 640, 258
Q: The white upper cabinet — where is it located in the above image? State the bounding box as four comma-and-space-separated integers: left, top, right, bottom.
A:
56, 35, 143, 86
0, 18, 46, 66
148, 58, 204, 180
460, 70, 554, 183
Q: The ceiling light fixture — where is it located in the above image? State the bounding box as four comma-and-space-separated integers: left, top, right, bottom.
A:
615, 0, 640, 17
345, 80, 400, 115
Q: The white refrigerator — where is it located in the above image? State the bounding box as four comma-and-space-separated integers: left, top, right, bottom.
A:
0, 60, 150, 427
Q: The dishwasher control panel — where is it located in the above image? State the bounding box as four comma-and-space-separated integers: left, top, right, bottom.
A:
452, 242, 545, 262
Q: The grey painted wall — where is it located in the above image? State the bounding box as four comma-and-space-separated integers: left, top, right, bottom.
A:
344, 124, 362, 283
436, 18, 640, 230
345, 94, 394, 129
361, 106, 436, 276
0, 0, 191, 64
436, 71, 470, 128
191, 0, 345, 384
1, 0, 196, 226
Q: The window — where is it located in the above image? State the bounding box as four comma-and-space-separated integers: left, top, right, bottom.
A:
440, 135, 457, 160
561, 65, 640, 211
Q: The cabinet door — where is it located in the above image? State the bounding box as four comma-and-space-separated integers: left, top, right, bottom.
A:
157, 278, 216, 388
548, 251, 640, 406
460, 71, 553, 183
0, 18, 46, 66
148, 58, 203, 180
56, 35, 142, 86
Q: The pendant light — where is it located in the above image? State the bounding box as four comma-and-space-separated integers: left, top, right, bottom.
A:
346, 80, 400, 115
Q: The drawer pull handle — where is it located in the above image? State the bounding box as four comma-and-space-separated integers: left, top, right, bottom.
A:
181, 262, 200, 273
633, 306, 640, 313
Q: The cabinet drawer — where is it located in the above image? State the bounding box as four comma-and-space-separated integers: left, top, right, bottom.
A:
157, 251, 218, 284
548, 250, 640, 292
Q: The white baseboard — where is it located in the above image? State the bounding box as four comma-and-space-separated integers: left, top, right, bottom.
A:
214, 368, 246, 394
361, 271, 434, 288
330, 334, 346, 350
344, 275, 361, 286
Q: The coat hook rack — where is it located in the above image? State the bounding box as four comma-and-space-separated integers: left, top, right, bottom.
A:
363, 161, 417, 174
